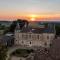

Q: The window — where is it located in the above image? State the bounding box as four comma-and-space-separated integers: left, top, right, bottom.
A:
51, 36, 53, 40
32, 34, 35, 39
37, 35, 39, 40
22, 34, 24, 38
22, 41, 24, 44
22, 34, 28, 40
25, 34, 28, 39
47, 36, 49, 39
29, 34, 31, 38
16, 40, 17, 41
30, 41, 31, 44
44, 42, 47, 46
50, 43, 52, 47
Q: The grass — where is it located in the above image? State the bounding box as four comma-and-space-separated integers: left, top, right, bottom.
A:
11, 49, 34, 57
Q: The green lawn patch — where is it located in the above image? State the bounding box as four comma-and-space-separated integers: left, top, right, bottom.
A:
11, 49, 34, 57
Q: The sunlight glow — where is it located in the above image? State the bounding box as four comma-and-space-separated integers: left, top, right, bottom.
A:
29, 14, 38, 18
29, 14, 37, 21
30, 17, 36, 21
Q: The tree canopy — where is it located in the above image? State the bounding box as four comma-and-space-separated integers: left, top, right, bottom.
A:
55, 25, 60, 35
0, 43, 7, 60
7, 19, 29, 33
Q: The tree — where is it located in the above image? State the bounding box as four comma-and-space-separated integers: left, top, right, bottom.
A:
17, 19, 25, 29
17, 19, 29, 29
55, 25, 60, 35
3, 21, 17, 34
4, 19, 29, 33
0, 25, 5, 30
0, 43, 7, 60
44, 23, 48, 28
9, 21, 17, 32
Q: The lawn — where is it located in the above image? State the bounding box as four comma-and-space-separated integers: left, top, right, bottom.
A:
11, 49, 34, 57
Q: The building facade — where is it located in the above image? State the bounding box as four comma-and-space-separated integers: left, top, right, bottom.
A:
14, 21, 55, 47
14, 31, 55, 47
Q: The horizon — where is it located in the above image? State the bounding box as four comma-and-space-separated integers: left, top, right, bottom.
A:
0, 19, 60, 22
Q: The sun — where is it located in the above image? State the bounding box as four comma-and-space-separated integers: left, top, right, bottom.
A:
30, 17, 36, 21
29, 14, 37, 21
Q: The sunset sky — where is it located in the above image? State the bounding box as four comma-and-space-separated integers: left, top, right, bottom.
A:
0, 0, 60, 21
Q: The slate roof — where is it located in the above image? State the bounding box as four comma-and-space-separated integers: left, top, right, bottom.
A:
18, 27, 54, 34
1, 36, 14, 44
15, 22, 54, 34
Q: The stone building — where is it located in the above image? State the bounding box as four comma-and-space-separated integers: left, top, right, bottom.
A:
14, 22, 55, 48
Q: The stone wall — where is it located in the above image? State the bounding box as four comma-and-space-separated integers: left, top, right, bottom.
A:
14, 32, 55, 47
